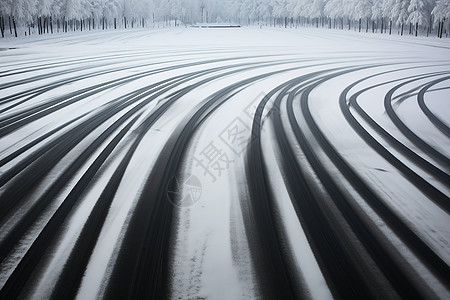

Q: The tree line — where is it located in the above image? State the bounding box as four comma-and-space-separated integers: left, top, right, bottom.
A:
1, 0, 449, 38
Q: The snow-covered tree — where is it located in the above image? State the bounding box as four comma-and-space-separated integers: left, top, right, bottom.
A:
271, 0, 289, 18
370, 0, 384, 32
1, 0, 447, 37
407, 0, 434, 25
393, 0, 410, 34
432, 0, 450, 37
241, 0, 259, 23
306, 0, 326, 27
351, 0, 373, 31
432, 0, 450, 19
37, 0, 54, 17
325, 0, 345, 28
60, 0, 82, 20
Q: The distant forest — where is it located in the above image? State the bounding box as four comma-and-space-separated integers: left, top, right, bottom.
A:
1, 0, 449, 37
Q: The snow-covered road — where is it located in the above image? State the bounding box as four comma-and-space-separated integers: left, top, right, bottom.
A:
0, 27, 449, 299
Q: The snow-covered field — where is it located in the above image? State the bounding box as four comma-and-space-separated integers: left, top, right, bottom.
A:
0, 27, 449, 299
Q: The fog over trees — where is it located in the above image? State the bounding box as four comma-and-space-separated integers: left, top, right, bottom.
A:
1, 0, 449, 37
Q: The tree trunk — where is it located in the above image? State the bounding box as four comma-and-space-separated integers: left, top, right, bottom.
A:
124, 17, 127, 29
409, 22, 412, 34
429, 15, 433, 36
9, 15, 12, 34
381, 18, 383, 33
401, 23, 404, 36
415, 22, 418, 36
114, 18, 116, 29
389, 19, 392, 35
0, 16, 4, 38
50, 16, 53, 33
102, 17, 105, 30
445, 22, 450, 37
13, 16, 17, 37
1, 16, 5, 37
359, 18, 361, 32
366, 18, 368, 33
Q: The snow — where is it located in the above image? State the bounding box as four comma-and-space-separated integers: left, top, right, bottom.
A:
1, 26, 450, 299
307, 65, 450, 261
261, 118, 333, 300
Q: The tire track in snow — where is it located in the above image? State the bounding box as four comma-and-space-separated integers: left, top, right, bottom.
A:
0, 29, 449, 299
344, 72, 450, 283
340, 73, 450, 213
384, 75, 450, 168
104, 66, 312, 300
348, 70, 450, 184
268, 69, 381, 299
0, 51, 307, 298
0, 57, 296, 298
417, 81, 450, 137
286, 67, 446, 299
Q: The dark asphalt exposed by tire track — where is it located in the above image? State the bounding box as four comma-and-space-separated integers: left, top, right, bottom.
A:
0, 38, 448, 300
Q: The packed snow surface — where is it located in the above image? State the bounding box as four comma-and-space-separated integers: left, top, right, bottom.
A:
0, 27, 449, 299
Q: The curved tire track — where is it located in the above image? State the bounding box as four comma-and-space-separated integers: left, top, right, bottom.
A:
0, 32, 449, 300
